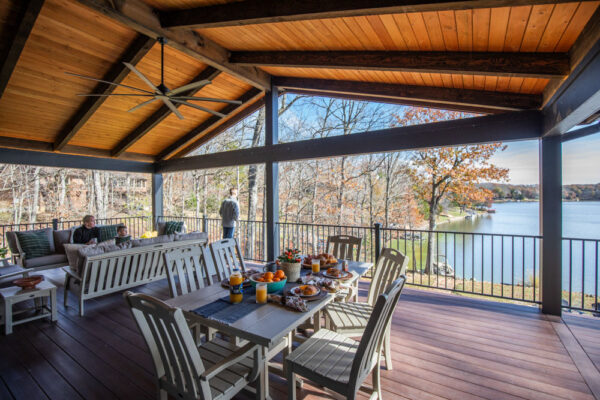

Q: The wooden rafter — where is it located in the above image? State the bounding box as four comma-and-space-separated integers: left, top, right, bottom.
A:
111, 67, 222, 157
53, 34, 155, 151
0, 0, 45, 98
172, 96, 266, 159
272, 76, 541, 111
74, 0, 269, 90
0, 136, 154, 162
280, 89, 498, 114
231, 51, 569, 79
159, 0, 595, 29
156, 88, 263, 160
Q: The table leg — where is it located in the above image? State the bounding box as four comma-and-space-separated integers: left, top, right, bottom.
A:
50, 288, 57, 322
4, 299, 12, 335
259, 346, 271, 400
313, 310, 322, 333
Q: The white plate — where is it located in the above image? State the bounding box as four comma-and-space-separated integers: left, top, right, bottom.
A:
290, 286, 321, 297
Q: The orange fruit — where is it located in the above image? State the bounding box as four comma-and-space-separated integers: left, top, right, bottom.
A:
275, 270, 285, 279
265, 278, 273, 283
273, 278, 280, 282
264, 272, 274, 281
256, 277, 264, 282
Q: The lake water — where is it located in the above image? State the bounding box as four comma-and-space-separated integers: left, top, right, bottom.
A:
429, 201, 600, 299
442, 201, 600, 239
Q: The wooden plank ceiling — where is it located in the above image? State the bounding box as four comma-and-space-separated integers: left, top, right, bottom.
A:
0, 0, 598, 161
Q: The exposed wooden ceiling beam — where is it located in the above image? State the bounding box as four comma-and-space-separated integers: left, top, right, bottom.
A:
231, 51, 569, 78
53, 34, 154, 151
280, 89, 496, 114
0, 136, 154, 162
0, 147, 154, 173
159, 0, 594, 29
111, 67, 222, 157
157, 110, 542, 173
156, 88, 263, 160
172, 96, 266, 159
0, 0, 45, 98
272, 76, 541, 111
74, 0, 270, 90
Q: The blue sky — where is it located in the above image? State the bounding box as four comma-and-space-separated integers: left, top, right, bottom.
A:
490, 133, 600, 185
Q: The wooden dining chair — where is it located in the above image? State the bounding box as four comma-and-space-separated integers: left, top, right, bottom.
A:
124, 291, 263, 400
323, 247, 408, 370
208, 238, 246, 282
326, 235, 362, 261
286, 277, 406, 400
164, 246, 214, 343
164, 246, 211, 297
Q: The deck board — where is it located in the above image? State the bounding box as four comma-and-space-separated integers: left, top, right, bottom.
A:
1, 269, 598, 400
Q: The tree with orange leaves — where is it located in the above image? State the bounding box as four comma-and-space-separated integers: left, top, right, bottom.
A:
397, 108, 509, 269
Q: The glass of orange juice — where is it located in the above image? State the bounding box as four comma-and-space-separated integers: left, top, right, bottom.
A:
311, 258, 320, 274
256, 282, 267, 304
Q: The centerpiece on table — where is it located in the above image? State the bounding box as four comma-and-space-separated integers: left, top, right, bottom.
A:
277, 248, 302, 282
140, 230, 158, 239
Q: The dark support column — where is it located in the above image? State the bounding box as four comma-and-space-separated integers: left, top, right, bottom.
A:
540, 136, 562, 316
152, 173, 164, 230
265, 84, 279, 261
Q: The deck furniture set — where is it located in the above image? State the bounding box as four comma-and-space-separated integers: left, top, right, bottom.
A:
126, 235, 407, 399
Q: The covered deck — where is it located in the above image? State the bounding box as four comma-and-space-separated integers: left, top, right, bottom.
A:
1, 269, 599, 400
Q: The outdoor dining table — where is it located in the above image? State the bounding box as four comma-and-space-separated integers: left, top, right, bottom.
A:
164, 260, 371, 400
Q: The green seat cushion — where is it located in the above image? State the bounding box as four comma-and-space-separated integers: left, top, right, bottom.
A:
164, 221, 184, 235
15, 230, 52, 259
98, 225, 119, 243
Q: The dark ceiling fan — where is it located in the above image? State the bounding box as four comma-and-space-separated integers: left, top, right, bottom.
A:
66, 37, 240, 119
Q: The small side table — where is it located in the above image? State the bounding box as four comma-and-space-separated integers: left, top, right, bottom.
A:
0, 281, 57, 335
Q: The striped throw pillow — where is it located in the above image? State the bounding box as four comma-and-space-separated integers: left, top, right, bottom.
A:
164, 221, 184, 235
98, 225, 118, 243
15, 230, 52, 259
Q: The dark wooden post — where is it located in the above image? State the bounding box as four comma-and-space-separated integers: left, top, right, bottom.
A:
374, 223, 382, 262
52, 218, 59, 231
539, 136, 562, 315
202, 214, 209, 233
265, 83, 279, 261
152, 173, 164, 231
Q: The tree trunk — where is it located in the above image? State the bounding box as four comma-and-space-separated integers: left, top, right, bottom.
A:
93, 171, 105, 218
58, 169, 67, 209
337, 156, 346, 225
28, 167, 41, 223
425, 198, 437, 275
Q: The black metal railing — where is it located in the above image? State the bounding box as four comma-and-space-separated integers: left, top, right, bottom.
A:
2, 215, 597, 313
563, 237, 599, 313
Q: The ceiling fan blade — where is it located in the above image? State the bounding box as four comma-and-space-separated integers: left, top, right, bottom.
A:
170, 96, 242, 105
166, 80, 211, 96
65, 72, 154, 94
128, 98, 158, 113
77, 93, 154, 97
171, 99, 227, 118
158, 96, 184, 120
123, 62, 161, 94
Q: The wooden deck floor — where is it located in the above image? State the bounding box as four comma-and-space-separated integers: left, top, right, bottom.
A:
1, 269, 599, 400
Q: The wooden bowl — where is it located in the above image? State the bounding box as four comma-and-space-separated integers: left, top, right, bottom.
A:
13, 275, 43, 290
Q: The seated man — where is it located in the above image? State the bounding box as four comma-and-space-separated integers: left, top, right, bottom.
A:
115, 225, 131, 244
73, 215, 99, 245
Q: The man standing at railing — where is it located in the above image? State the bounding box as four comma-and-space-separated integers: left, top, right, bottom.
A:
219, 188, 240, 239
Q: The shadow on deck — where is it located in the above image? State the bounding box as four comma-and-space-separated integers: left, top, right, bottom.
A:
1, 269, 599, 400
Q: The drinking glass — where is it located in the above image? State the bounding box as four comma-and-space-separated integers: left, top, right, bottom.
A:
256, 282, 268, 304
311, 258, 320, 274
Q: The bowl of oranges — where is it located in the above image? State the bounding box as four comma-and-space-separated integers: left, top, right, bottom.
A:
249, 270, 287, 293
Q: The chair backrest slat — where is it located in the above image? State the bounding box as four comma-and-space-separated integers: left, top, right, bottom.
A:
326, 235, 362, 261
349, 277, 406, 392
164, 246, 210, 297
209, 238, 246, 282
367, 247, 408, 306
125, 292, 208, 399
